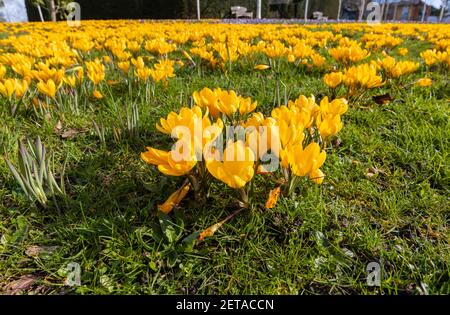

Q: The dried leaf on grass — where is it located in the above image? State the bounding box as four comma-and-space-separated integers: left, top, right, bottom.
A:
197, 208, 244, 242
3, 275, 38, 295
25, 245, 57, 257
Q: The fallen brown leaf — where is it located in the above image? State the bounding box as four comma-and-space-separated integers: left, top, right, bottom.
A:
197, 208, 244, 242
4, 275, 37, 295
265, 186, 281, 209
25, 245, 57, 257
366, 167, 385, 178
60, 128, 86, 139
54, 120, 63, 132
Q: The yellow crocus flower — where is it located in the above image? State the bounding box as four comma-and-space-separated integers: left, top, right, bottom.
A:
14, 79, 28, 98
193, 87, 221, 118
288, 142, 326, 178
309, 169, 325, 185
0, 79, 15, 98
37, 79, 60, 98
141, 145, 197, 177
92, 90, 103, 99
205, 140, 255, 189
416, 78, 432, 87
0, 65, 6, 79
323, 72, 343, 89
238, 96, 257, 116
158, 183, 191, 214
117, 61, 130, 73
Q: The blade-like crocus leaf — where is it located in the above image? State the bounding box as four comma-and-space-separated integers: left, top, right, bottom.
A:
33, 159, 43, 189
38, 145, 46, 184
7, 137, 66, 206
34, 137, 43, 162
5, 158, 28, 196
17, 141, 28, 178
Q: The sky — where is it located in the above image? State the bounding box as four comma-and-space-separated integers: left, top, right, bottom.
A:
0, 0, 29, 22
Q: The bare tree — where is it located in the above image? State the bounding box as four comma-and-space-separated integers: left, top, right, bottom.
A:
31, 0, 72, 21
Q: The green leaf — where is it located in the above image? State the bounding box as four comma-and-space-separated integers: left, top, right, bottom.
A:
149, 261, 158, 272
9, 216, 29, 245
164, 225, 177, 244
148, 222, 164, 244
181, 231, 200, 253
166, 251, 178, 268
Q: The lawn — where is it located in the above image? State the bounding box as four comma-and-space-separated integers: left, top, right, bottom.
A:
0, 21, 449, 295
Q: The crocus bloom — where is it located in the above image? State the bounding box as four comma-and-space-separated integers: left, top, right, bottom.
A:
93, 90, 103, 99
289, 142, 326, 178
37, 79, 59, 98
323, 72, 343, 89
141, 145, 197, 176
343, 64, 383, 89
398, 48, 408, 56
215, 89, 240, 118
205, 140, 255, 189
309, 169, 325, 185
158, 183, 191, 214
0, 79, 16, 98
416, 78, 432, 87
193, 87, 221, 118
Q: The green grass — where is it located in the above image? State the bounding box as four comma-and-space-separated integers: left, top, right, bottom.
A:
1, 38, 449, 295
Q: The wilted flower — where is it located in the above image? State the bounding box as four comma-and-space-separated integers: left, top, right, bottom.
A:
416, 78, 432, 87
92, 90, 103, 99
158, 183, 191, 214
254, 64, 270, 70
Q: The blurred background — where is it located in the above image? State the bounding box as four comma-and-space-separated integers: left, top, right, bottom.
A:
0, 0, 449, 23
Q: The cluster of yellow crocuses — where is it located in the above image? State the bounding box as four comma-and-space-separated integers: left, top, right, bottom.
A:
0, 20, 447, 214
141, 88, 347, 212
323, 55, 421, 97
0, 21, 448, 109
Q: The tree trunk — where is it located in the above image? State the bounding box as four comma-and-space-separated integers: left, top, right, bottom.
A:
37, 4, 45, 21
49, 0, 57, 21
439, 4, 445, 22
305, 0, 309, 21
196, 0, 200, 20
421, 3, 427, 22
256, 0, 261, 19
384, 1, 390, 21
337, 0, 342, 21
